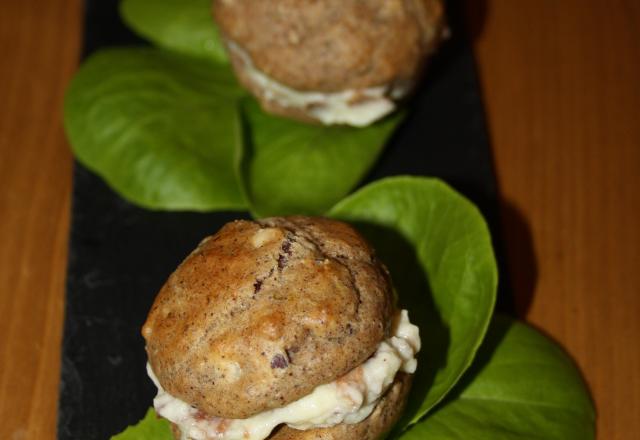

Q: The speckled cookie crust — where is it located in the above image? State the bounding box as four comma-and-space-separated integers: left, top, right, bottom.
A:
143, 217, 395, 419
213, 0, 446, 92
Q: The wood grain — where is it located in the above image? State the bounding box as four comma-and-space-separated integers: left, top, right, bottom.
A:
0, 0, 80, 439
468, 1, 640, 439
0, 0, 638, 439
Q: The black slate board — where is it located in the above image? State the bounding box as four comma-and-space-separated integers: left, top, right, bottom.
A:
58, 1, 508, 438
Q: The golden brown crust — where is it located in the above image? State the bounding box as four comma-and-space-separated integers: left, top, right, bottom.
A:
213, 0, 446, 93
170, 423, 181, 440
269, 373, 413, 440
143, 217, 394, 419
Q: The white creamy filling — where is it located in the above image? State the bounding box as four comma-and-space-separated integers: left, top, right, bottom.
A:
148, 310, 420, 440
227, 40, 410, 127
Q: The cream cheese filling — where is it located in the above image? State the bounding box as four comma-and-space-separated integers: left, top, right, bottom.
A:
226, 40, 410, 127
148, 310, 420, 440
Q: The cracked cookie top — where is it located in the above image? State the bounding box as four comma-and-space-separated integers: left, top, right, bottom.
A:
142, 217, 394, 419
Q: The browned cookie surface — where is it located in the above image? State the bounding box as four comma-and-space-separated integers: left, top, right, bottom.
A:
214, 0, 446, 93
143, 217, 394, 419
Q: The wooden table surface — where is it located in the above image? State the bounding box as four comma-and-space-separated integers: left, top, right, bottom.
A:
0, 0, 638, 438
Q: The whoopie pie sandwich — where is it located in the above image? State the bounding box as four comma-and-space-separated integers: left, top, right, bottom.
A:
213, 0, 446, 126
143, 217, 421, 440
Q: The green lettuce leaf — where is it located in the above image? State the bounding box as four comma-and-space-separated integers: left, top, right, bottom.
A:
399, 314, 596, 439
241, 99, 402, 217
329, 176, 497, 425
112, 180, 594, 440
64, 48, 400, 214
111, 408, 173, 440
64, 47, 246, 211
120, 0, 228, 63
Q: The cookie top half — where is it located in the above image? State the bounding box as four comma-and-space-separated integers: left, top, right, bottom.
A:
143, 217, 394, 419
213, 0, 445, 92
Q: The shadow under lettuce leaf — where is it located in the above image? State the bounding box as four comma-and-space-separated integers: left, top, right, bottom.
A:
350, 222, 450, 428
395, 314, 596, 440
329, 176, 497, 426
